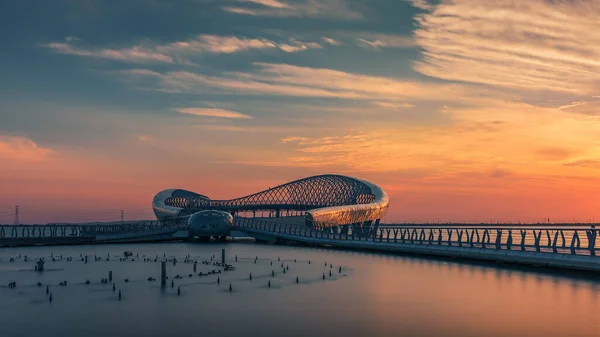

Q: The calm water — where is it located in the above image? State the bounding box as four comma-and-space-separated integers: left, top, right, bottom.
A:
1, 242, 600, 337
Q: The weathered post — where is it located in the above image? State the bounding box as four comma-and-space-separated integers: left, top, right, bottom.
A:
161, 261, 166, 287
193, 261, 197, 272
221, 249, 225, 265
109, 271, 113, 282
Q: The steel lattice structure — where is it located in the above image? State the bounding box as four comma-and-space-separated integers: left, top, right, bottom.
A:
152, 174, 389, 228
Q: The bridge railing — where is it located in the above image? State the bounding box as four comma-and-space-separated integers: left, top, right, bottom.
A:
0, 220, 187, 240
234, 218, 600, 256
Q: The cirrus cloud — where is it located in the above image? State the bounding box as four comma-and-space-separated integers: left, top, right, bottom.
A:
222, 0, 363, 19
44, 34, 323, 64
413, 0, 600, 94
176, 108, 253, 119
122, 62, 495, 106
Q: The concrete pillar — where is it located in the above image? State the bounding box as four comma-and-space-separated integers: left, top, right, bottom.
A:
161, 261, 166, 286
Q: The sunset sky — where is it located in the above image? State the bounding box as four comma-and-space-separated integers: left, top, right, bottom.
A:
1, 0, 600, 224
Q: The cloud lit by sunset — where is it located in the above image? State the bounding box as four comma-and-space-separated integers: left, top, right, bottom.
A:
1, 0, 600, 224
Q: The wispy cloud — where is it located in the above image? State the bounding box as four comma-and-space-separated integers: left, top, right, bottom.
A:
557, 101, 600, 116
223, 0, 363, 19
133, 134, 156, 145
237, 0, 292, 9
406, 0, 434, 10
45, 34, 321, 64
238, 100, 600, 176
322, 37, 342, 46
177, 107, 253, 119
0, 136, 53, 162
557, 102, 587, 111
221, 7, 257, 15
564, 159, 600, 168
413, 0, 600, 94
278, 39, 322, 53
197, 124, 304, 133
356, 34, 416, 49
281, 136, 309, 144
45, 42, 175, 64
372, 102, 414, 109
123, 63, 489, 105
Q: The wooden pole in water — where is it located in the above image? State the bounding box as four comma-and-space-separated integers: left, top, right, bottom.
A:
221, 249, 225, 265
161, 261, 166, 287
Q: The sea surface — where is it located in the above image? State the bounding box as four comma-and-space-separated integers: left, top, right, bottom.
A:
1, 242, 600, 337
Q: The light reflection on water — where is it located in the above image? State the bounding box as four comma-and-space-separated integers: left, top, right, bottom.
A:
1, 242, 600, 337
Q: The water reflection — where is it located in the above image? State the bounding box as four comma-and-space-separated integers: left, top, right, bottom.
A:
1, 243, 600, 337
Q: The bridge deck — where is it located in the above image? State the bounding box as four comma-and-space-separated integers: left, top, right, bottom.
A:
233, 218, 600, 272
2, 219, 600, 273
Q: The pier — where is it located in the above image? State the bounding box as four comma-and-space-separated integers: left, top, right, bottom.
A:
0, 221, 187, 247
1, 218, 600, 272
233, 218, 600, 272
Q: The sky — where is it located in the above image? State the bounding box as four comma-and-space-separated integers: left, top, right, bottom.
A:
1, 0, 600, 224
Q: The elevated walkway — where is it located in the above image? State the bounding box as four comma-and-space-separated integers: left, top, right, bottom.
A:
233, 218, 600, 272
0, 221, 187, 247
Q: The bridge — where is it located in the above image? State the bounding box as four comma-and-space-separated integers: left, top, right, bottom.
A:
233, 218, 600, 272
2, 218, 600, 272
0, 221, 187, 246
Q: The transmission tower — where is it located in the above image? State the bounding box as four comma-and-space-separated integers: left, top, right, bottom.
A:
13, 205, 19, 225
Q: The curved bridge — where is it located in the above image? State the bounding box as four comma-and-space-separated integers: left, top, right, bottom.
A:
233, 217, 600, 272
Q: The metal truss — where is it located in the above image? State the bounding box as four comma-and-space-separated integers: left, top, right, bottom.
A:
164, 174, 376, 212
155, 174, 389, 227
